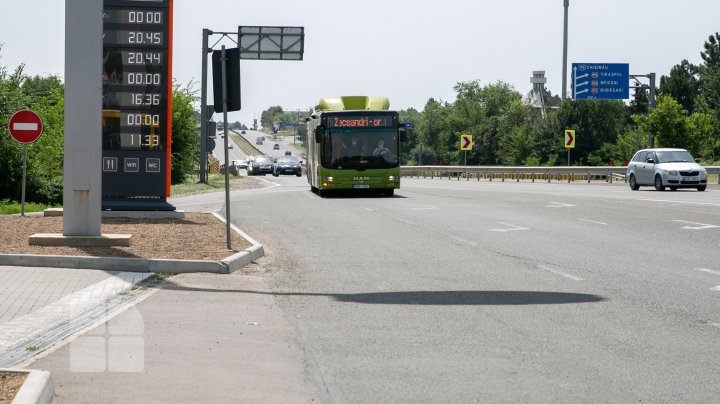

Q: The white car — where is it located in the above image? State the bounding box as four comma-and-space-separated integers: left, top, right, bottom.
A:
627, 148, 707, 191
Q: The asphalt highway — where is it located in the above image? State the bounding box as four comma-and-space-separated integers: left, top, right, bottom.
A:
203, 174, 720, 403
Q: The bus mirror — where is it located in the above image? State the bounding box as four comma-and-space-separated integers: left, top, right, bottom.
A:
399, 122, 412, 142
399, 128, 408, 142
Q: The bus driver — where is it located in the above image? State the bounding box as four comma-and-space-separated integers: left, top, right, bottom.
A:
373, 139, 391, 157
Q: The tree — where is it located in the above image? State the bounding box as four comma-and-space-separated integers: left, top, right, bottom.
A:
632, 94, 712, 156
261, 106, 284, 129
0, 59, 30, 201
660, 60, 699, 114
698, 32, 720, 118
170, 80, 199, 184
416, 98, 450, 165
398, 108, 421, 165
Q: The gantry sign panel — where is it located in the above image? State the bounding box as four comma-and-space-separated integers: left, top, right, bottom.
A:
102, 0, 173, 210
238, 26, 304, 60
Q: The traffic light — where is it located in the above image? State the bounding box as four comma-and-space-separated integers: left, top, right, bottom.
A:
212, 48, 241, 113
207, 120, 217, 152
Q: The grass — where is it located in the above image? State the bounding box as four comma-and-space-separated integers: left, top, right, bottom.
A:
170, 173, 239, 196
0, 199, 52, 215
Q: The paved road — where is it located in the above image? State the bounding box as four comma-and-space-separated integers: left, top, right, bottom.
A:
221, 177, 720, 402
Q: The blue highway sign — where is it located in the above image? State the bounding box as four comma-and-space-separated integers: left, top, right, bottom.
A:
572, 63, 629, 100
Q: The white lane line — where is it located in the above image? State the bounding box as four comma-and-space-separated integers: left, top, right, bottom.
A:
449, 236, 478, 246
488, 222, 529, 232
695, 268, 720, 277
536, 265, 584, 281
546, 202, 575, 208
578, 218, 608, 225
693, 269, 720, 292
410, 205, 439, 211
673, 220, 719, 230
638, 198, 720, 207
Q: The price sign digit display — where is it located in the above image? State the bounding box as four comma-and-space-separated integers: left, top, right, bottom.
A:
102, 0, 173, 209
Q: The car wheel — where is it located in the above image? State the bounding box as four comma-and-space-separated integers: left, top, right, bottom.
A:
654, 174, 665, 191
698, 185, 707, 191
628, 174, 640, 191
296, 172, 302, 177
670, 187, 677, 191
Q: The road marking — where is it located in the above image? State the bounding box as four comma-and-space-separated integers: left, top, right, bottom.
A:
578, 218, 607, 225
359, 207, 374, 212
546, 202, 575, 208
449, 236, 478, 246
673, 220, 719, 230
394, 218, 415, 225
410, 205, 439, 211
712, 285, 720, 292
695, 268, 720, 277
536, 265, 584, 281
638, 198, 720, 207
489, 222, 529, 232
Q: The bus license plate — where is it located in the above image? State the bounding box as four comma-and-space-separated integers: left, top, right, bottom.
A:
353, 184, 370, 189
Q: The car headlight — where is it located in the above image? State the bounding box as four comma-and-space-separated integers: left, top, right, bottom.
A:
663, 170, 679, 176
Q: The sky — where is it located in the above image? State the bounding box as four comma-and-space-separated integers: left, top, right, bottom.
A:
1, 0, 719, 127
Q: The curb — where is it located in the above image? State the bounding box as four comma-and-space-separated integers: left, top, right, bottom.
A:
0, 368, 54, 404
0, 212, 264, 274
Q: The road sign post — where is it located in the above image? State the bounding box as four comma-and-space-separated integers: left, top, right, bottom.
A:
8, 109, 44, 216
564, 129, 575, 166
460, 134, 472, 165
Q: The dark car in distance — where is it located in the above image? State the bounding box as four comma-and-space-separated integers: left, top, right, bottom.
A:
248, 155, 274, 176
272, 156, 302, 177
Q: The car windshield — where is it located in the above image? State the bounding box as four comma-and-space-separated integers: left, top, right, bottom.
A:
656, 150, 695, 163
277, 156, 299, 163
255, 156, 273, 164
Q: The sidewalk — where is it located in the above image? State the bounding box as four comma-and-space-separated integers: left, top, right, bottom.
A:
10, 270, 319, 403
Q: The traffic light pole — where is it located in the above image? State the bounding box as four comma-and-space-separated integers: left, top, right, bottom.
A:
630, 72, 657, 148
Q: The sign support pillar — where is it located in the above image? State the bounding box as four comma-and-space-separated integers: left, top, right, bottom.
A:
221, 46, 232, 250
63, 0, 102, 236
21, 145, 27, 216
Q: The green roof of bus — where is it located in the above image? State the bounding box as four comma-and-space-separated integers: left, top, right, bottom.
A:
316, 96, 390, 111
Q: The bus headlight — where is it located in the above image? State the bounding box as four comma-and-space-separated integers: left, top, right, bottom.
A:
322, 176, 334, 182
388, 176, 396, 181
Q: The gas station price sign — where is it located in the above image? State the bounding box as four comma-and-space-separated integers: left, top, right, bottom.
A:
102, 0, 173, 209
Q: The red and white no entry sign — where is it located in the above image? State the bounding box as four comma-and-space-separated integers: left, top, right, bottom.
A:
8, 109, 44, 144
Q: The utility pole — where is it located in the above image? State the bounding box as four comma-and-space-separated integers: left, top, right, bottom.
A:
561, 0, 569, 101
199, 29, 211, 183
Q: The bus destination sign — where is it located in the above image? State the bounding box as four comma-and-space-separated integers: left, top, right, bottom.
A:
326, 115, 395, 128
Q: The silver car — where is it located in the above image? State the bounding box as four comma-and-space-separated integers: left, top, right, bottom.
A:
627, 148, 707, 191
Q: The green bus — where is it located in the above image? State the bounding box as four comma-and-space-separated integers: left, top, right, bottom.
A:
306, 96, 405, 196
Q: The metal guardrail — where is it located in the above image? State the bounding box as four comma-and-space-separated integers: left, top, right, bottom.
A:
400, 166, 720, 184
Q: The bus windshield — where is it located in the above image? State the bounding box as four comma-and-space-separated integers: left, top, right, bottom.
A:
322, 128, 398, 169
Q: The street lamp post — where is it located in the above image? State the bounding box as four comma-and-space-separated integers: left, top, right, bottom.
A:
561, 0, 569, 101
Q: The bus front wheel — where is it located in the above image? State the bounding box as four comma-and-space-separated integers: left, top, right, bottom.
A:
384, 189, 394, 197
